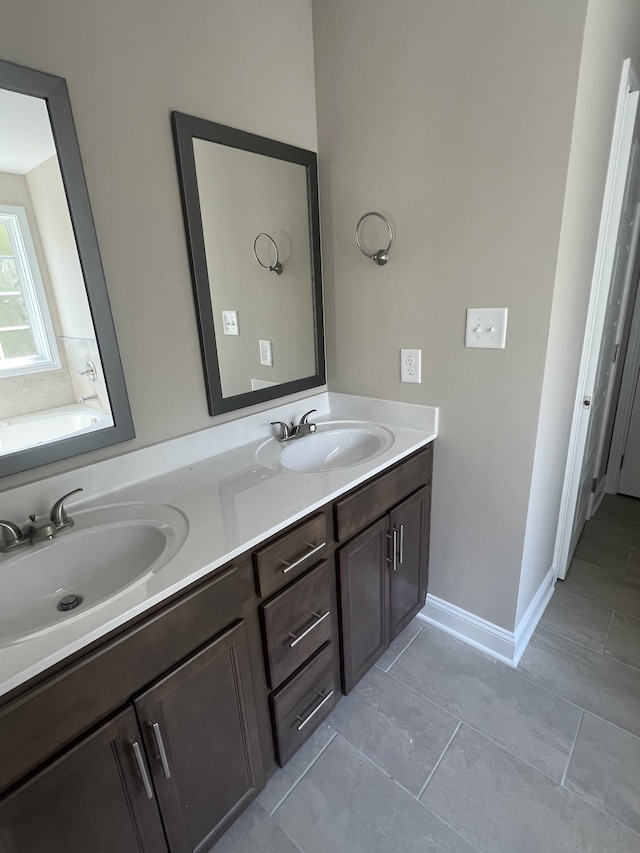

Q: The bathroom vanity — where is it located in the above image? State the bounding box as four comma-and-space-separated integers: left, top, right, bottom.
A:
0, 395, 436, 852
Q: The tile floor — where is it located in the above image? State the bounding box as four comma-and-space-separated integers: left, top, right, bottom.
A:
213, 494, 640, 852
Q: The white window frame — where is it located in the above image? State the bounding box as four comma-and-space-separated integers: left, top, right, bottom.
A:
0, 204, 60, 377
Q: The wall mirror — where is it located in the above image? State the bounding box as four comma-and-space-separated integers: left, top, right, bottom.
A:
0, 59, 134, 478
172, 112, 325, 415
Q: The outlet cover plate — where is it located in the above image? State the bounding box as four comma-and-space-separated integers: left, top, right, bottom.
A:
401, 348, 421, 383
465, 308, 508, 349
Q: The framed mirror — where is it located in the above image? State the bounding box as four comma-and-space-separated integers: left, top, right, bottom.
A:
172, 112, 325, 415
0, 59, 134, 478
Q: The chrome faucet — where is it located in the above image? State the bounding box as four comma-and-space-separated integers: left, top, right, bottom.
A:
270, 409, 318, 442
0, 488, 83, 552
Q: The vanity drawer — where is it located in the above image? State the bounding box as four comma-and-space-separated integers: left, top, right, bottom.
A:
270, 641, 340, 766
261, 559, 335, 689
334, 445, 432, 543
254, 512, 329, 599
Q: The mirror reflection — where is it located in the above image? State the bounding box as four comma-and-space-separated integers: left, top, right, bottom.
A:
172, 113, 325, 415
0, 60, 133, 477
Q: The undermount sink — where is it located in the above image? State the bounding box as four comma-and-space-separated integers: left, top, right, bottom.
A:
0, 502, 188, 645
256, 420, 395, 473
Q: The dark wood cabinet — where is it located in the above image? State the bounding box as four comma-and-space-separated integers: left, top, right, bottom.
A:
0, 707, 167, 853
134, 619, 264, 853
336, 447, 432, 693
389, 486, 431, 640
0, 442, 433, 850
337, 516, 390, 693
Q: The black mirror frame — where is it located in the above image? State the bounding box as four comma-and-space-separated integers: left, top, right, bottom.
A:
171, 111, 326, 416
0, 59, 134, 478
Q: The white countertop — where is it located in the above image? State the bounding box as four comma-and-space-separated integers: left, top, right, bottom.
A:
0, 393, 437, 698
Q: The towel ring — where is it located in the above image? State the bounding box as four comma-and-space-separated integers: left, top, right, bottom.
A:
355, 212, 394, 266
253, 233, 283, 275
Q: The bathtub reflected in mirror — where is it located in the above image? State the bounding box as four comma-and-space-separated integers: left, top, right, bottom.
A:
0, 59, 133, 477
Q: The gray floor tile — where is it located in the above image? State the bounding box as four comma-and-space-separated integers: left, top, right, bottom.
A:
604, 611, 640, 669
421, 725, 640, 853
518, 629, 640, 737
211, 801, 301, 853
388, 623, 582, 781
561, 558, 640, 619
565, 712, 640, 835
327, 665, 459, 794
257, 724, 336, 815
272, 735, 478, 853
537, 586, 612, 651
375, 617, 424, 672
573, 531, 631, 571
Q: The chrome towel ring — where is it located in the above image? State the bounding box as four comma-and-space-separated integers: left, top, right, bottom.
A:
355, 211, 394, 265
253, 233, 283, 275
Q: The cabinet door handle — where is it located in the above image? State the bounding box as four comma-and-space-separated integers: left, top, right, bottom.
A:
386, 529, 398, 571
296, 689, 335, 731
131, 740, 155, 800
287, 609, 330, 647
280, 541, 326, 574
399, 524, 404, 565
149, 721, 172, 779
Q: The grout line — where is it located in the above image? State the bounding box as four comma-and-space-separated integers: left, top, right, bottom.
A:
561, 708, 584, 787
268, 730, 337, 815
377, 624, 425, 672
528, 625, 640, 676
417, 720, 461, 798
601, 609, 616, 654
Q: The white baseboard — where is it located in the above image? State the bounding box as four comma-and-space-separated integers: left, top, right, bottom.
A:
419, 566, 556, 668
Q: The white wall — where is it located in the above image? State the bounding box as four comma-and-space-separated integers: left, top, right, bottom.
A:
312, 0, 587, 631
517, 0, 640, 623
0, 0, 318, 489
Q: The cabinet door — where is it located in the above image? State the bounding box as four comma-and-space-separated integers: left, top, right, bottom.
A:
337, 516, 389, 694
134, 619, 264, 853
0, 707, 167, 853
389, 486, 431, 640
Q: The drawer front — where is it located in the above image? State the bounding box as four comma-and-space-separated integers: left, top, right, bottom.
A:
261, 559, 335, 689
270, 642, 340, 766
334, 445, 432, 543
254, 512, 329, 599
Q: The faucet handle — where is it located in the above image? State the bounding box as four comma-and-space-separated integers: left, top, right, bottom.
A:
299, 409, 317, 425
50, 488, 83, 530
0, 519, 26, 549
270, 421, 293, 441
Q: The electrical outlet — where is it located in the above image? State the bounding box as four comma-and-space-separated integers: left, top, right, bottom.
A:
259, 339, 273, 366
401, 348, 421, 383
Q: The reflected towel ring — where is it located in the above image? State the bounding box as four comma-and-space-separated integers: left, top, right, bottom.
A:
253, 233, 283, 275
355, 211, 394, 266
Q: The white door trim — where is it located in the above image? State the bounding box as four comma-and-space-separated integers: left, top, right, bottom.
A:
555, 58, 640, 581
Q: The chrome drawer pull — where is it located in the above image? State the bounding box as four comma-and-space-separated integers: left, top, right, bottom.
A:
399, 523, 404, 565
281, 541, 326, 574
131, 740, 154, 800
287, 609, 330, 647
386, 529, 398, 571
296, 689, 335, 731
150, 721, 172, 779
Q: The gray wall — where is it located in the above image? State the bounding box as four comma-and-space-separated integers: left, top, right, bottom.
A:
0, 0, 318, 488
312, 0, 587, 630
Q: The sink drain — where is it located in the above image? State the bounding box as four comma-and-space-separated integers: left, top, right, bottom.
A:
57, 594, 83, 612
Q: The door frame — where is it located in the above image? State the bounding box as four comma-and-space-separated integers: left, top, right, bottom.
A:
554, 58, 640, 580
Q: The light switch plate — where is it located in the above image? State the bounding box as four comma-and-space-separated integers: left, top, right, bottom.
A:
222, 310, 239, 335
465, 308, 508, 349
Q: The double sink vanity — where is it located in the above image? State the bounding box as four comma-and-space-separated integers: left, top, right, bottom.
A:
0, 393, 437, 852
